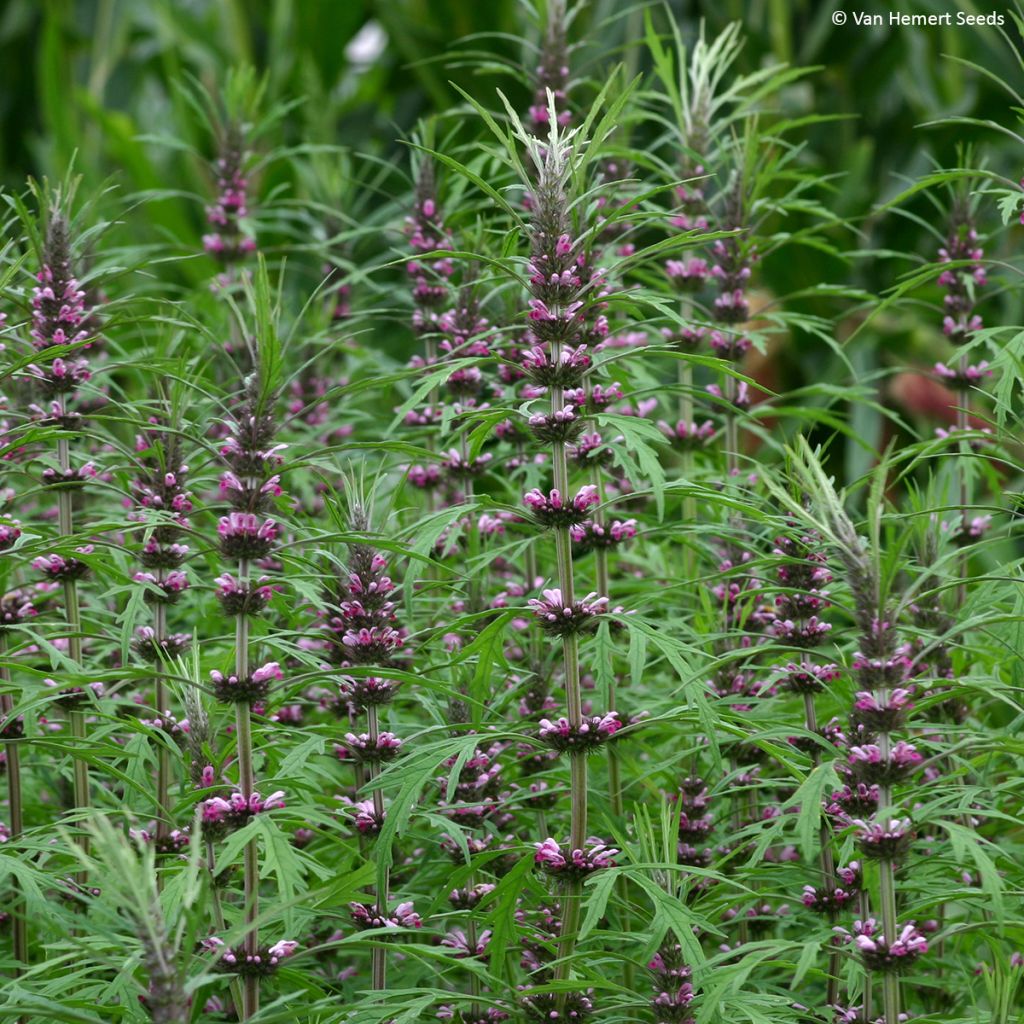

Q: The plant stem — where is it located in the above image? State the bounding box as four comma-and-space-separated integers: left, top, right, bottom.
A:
0, 636, 27, 973
956, 369, 969, 608
802, 692, 841, 1004
55, 421, 90, 878
234, 558, 258, 1020
859, 888, 873, 1020
367, 704, 388, 991
877, 766, 900, 1024
207, 839, 244, 1016
550, 346, 587, 995
153, 595, 171, 840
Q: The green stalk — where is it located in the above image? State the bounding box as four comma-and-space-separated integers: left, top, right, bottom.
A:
859, 889, 873, 1019
550, 347, 587, 994
234, 557, 259, 1020
207, 839, 244, 1015
367, 704, 388, 991
877, 759, 899, 1024
56, 432, 90, 877
153, 595, 171, 840
803, 693, 841, 1004
955, 369, 970, 608
0, 636, 27, 973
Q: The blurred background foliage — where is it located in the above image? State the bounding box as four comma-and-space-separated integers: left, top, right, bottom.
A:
1, 0, 1021, 464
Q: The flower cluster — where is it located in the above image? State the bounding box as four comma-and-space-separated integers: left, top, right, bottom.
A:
523, 484, 599, 528
201, 789, 286, 836
202, 124, 257, 267
32, 547, 92, 582
649, 942, 695, 1024
837, 918, 928, 973
406, 160, 454, 322
30, 217, 92, 355
937, 203, 985, 347
533, 838, 618, 880
210, 661, 283, 705
527, 588, 607, 636
538, 712, 621, 752
569, 518, 637, 553
322, 541, 406, 669
528, 0, 572, 131
847, 740, 922, 785
203, 936, 297, 977
801, 862, 862, 914
348, 900, 422, 931
335, 731, 403, 764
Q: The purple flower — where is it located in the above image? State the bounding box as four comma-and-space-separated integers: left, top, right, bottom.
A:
538, 712, 621, 752
214, 572, 274, 615
523, 485, 599, 528
854, 817, 915, 860
217, 512, 279, 559
201, 789, 285, 834
32, 546, 93, 582
210, 661, 283, 704
771, 615, 832, 648
665, 257, 709, 292
203, 128, 257, 267
847, 741, 922, 785
528, 588, 608, 636
0, 517, 21, 552
41, 462, 97, 489
839, 918, 928, 973
521, 343, 591, 388
30, 225, 91, 352
204, 935, 297, 976
133, 569, 189, 604
448, 883, 496, 910
337, 675, 399, 710
131, 626, 190, 662
529, 404, 585, 444
348, 900, 422, 931
339, 625, 404, 665
533, 837, 618, 879
441, 927, 492, 958
43, 678, 104, 707
569, 518, 637, 552
712, 288, 749, 324
334, 731, 403, 764
780, 661, 840, 695
801, 863, 862, 914
441, 448, 493, 478
658, 419, 715, 450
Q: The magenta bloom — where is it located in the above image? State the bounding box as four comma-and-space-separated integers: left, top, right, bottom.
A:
201, 789, 286, 833
523, 484, 599, 528
528, 588, 608, 636
840, 918, 928, 973
217, 512, 279, 559
533, 838, 618, 879
538, 712, 622, 752
854, 817, 915, 860
210, 661, 283, 704
665, 257, 708, 292
349, 900, 422, 931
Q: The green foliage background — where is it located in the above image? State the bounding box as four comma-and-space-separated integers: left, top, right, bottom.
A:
2, 0, 1021, 459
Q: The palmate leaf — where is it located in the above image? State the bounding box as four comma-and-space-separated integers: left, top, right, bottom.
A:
631, 873, 707, 966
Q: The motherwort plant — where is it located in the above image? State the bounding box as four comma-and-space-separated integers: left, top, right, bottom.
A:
511, 98, 622, 1014
129, 419, 193, 839
771, 442, 928, 1024
26, 201, 99, 867
321, 501, 415, 992
212, 365, 286, 1018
